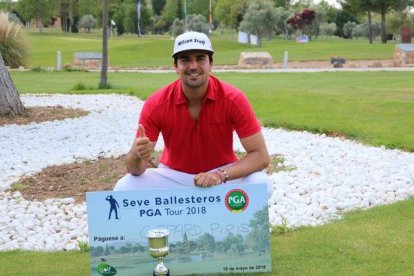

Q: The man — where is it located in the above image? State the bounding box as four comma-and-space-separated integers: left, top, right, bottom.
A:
106, 195, 120, 220
114, 31, 272, 194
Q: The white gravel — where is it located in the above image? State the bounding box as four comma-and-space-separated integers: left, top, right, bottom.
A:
1, 94, 413, 251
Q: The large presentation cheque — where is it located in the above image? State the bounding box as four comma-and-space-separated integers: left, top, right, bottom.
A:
86, 183, 271, 275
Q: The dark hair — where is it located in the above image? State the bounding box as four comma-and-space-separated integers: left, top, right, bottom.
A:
174, 52, 213, 66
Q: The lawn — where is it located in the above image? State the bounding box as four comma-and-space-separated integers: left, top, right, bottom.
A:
2, 197, 414, 275
25, 27, 398, 68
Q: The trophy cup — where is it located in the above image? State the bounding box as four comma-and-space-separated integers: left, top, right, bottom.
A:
147, 229, 170, 276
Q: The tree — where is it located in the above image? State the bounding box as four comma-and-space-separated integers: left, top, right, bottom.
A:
341, 0, 375, 43
214, 0, 251, 35
342, 20, 357, 38
16, 0, 57, 32
0, 52, 25, 116
162, 0, 183, 28
91, 246, 104, 257
170, 13, 209, 35
50, 0, 81, 33
121, 1, 152, 35
273, 0, 293, 8
187, 0, 214, 21
111, 4, 127, 35
78, 0, 101, 18
333, 9, 359, 38
319, 22, 337, 40
70, 0, 80, 33
286, 8, 316, 38
239, 0, 278, 47
387, 9, 414, 36
214, 0, 233, 29
245, 206, 270, 254
0, 0, 13, 11
171, 17, 185, 36
196, 233, 216, 253
273, 7, 295, 39
152, 0, 166, 16
100, 0, 109, 89
221, 233, 245, 255
60, 0, 71, 33
78, 14, 97, 33
187, 14, 209, 34
369, 0, 414, 43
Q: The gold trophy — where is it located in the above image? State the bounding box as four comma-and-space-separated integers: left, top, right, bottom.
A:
147, 229, 170, 276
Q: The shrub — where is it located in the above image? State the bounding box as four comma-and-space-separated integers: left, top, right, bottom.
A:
170, 14, 209, 36
0, 12, 29, 68
78, 14, 97, 33
320, 22, 337, 41
187, 14, 209, 35
171, 18, 185, 36
343, 21, 357, 39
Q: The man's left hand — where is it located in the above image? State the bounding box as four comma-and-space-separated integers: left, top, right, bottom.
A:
193, 172, 221, 187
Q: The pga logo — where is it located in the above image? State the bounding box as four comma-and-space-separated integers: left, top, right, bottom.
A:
225, 189, 249, 213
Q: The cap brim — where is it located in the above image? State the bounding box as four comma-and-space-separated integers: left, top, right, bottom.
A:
172, 49, 214, 58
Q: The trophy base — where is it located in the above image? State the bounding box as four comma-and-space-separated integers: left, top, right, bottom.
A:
153, 269, 170, 276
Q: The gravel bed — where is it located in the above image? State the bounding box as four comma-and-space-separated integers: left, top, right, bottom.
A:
0, 94, 413, 251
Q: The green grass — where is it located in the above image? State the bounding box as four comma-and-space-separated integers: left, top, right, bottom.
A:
2, 197, 414, 275
271, 197, 414, 275
0, 250, 89, 275
25, 27, 397, 68
10, 70, 414, 151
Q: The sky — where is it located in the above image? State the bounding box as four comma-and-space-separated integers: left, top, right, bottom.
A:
309, 0, 341, 8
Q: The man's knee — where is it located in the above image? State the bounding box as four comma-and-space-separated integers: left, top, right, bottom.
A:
245, 171, 273, 197
114, 174, 137, 191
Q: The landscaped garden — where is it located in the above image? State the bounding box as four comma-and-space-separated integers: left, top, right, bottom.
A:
1, 6, 414, 274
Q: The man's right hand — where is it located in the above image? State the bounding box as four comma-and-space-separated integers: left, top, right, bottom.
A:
131, 124, 153, 163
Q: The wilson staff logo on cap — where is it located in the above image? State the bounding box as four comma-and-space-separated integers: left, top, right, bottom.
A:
172, 31, 214, 57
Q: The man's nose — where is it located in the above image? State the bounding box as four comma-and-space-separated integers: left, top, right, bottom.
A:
188, 59, 198, 69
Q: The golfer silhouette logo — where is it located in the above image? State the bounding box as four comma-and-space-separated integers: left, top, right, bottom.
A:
106, 195, 120, 220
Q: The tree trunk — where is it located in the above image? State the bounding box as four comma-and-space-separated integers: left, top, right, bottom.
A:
0, 53, 25, 116
368, 12, 373, 44
380, 5, 387, 44
100, 0, 109, 88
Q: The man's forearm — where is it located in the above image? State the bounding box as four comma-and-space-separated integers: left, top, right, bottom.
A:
223, 150, 269, 181
126, 151, 148, 176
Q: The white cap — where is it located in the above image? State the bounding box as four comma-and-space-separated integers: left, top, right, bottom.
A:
172, 31, 214, 57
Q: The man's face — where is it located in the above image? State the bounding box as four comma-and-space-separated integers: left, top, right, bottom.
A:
174, 50, 212, 90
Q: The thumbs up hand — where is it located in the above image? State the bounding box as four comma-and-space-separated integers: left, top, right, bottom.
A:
138, 124, 146, 138
132, 124, 153, 163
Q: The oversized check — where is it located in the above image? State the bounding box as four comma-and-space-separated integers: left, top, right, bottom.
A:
86, 183, 271, 275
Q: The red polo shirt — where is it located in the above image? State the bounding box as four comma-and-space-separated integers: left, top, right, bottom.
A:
138, 75, 261, 174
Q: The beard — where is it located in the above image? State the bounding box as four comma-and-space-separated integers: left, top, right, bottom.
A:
182, 70, 207, 89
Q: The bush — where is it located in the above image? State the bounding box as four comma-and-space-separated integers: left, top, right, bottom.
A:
343, 21, 357, 39
170, 14, 209, 36
171, 18, 185, 36
187, 14, 209, 35
320, 22, 337, 40
0, 12, 29, 68
78, 14, 96, 33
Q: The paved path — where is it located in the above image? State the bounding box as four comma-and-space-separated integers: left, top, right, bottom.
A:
106, 67, 414, 73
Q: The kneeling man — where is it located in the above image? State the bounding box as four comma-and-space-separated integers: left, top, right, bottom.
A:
115, 31, 272, 195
